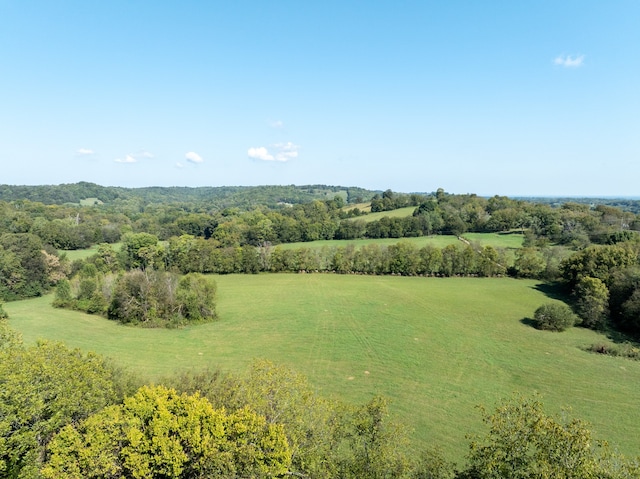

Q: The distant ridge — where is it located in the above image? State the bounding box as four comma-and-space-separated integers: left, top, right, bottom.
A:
0, 182, 379, 209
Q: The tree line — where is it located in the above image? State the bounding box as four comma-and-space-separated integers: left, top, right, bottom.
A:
2, 188, 639, 253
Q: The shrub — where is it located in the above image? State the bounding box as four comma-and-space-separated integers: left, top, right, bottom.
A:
587, 342, 640, 360
533, 302, 578, 331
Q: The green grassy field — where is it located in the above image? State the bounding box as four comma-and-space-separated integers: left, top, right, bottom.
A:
277, 235, 461, 250
278, 232, 523, 251
462, 231, 524, 249
352, 206, 416, 222
6, 274, 640, 461
59, 242, 122, 261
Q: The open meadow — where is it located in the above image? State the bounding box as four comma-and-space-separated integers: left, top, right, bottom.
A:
6, 274, 640, 461
277, 231, 524, 251
353, 206, 416, 222
59, 242, 122, 261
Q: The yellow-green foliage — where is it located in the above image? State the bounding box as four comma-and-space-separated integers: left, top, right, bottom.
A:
462, 394, 640, 479
42, 385, 291, 479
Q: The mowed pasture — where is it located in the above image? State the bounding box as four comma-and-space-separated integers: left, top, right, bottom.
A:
6, 274, 640, 460
353, 206, 416, 222
59, 242, 122, 261
278, 231, 524, 250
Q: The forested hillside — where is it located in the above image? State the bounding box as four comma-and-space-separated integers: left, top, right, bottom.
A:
0, 182, 377, 208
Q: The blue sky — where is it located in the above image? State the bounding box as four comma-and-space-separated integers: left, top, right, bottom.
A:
1, 1, 638, 196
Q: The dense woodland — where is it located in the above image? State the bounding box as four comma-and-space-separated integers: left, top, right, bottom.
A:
1, 183, 640, 477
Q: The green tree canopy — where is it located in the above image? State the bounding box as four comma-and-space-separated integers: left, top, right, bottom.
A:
0, 339, 135, 478
459, 394, 639, 479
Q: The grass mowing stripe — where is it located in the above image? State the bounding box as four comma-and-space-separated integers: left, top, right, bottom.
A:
6, 274, 640, 461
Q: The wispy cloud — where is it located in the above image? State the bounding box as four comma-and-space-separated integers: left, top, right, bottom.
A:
134, 150, 154, 159
248, 142, 300, 162
175, 162, 185, 168
268, 119, 284, 129
113, 150, 154, 164
554, 54, 585, 68
185, 151, 203, 164
76, 148, 95, 156
114, 155, 137, 164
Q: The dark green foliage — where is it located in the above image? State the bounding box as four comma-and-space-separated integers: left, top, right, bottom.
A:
512, 247, 545, 278
606, 230, 639, 245
370, 189, 423, 212
586, 342, 640, 360
574, 276, 609, 329
119, 232, 160, 269
52, 279, 73, 308
104, 269, 217, 326
0, 233, 51, 299
608, 267, 640, 336
533, 302, 579, 331
176, 273, 217, 321
107, 269, 173, 325
560, 244, 638, 289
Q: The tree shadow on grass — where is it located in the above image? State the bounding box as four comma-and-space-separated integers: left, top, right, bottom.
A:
531, 282, 570, 302
520, 317, 538, 329
601, 328, 640, 346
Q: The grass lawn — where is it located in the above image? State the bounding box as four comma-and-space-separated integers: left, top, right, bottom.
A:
278, 232, 524, 251
462, 231, 524, 249
59, 242, 121, 262
277, 235, 462, 250
352, 206, 417, 223
6, 274, 640, 461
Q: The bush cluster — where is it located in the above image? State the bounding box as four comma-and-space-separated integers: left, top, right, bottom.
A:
54, 270, 217, 327
533, 302, 579, 332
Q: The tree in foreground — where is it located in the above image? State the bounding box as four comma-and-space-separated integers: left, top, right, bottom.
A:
0, 335, 135, 479
42, 385, 291, 479
167, 359, 425, 479
532, 302, 579, 331
458, 394, 640, 479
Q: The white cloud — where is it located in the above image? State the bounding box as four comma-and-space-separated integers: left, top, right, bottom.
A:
185, 151, 204, 164
76, 148, 94, 155
248, 146, 275, 161
114, 155, 137, 164
274, 142, 299, 161
554, 54, 585, 68
175, 162, 185, 168
268, 119, 284, 129
248, 142, 300, 162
